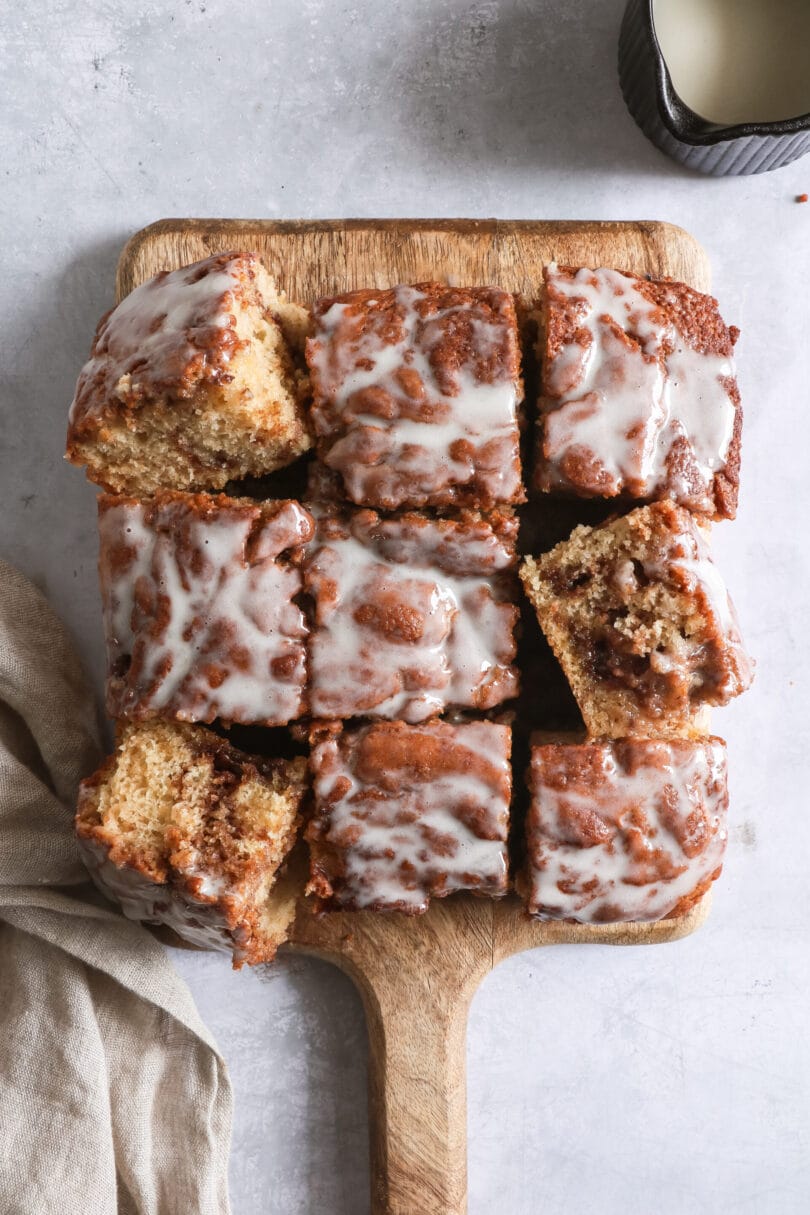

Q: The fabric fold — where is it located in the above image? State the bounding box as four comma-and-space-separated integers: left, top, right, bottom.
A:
0, 559, 233, 1215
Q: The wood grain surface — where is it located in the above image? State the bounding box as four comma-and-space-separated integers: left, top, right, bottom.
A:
117, 217, 711, 303
118, 219, 714, 1215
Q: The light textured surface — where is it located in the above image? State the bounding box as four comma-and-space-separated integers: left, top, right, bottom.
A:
0, 1, 807, 1212
0, 561, 232, 1215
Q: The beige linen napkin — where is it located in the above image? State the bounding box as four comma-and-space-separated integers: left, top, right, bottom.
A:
0, 560, 233, 1215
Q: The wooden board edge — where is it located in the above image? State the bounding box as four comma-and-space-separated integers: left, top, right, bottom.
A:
285, 889, 712, 966
153, 887, 711, 966
119, 218, 716, 967
115, 217, 711, 300
491, 890, 712, 964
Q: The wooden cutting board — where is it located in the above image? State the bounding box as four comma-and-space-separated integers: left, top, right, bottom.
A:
118, 219, 714, 1215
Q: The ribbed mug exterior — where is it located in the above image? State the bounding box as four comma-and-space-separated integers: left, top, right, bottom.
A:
618, 0, 810, 176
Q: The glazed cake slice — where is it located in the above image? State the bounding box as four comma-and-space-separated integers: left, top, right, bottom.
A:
306, 282, 524, 510
304, 506, 520, 721
75, 722, 308, 967
534, 264, 742, 519
66, 251, 312, 494
99, 491, 314, 725
520, 735, 728, 923
520, 501, 753, 739
306, 720, 511, 913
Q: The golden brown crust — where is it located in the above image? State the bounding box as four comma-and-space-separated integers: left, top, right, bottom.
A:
98, 488, 313, 530
304, 506, 520, 721
547, 266, 738, 361
522, 735, 728, 923
312, 282, 522, 388
70, 253, 257, 432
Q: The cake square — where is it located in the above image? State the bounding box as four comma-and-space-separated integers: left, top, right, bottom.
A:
520, 501, 753, 739
76, 722, 308, 967
67, 251, 312, 494
306, 282, 524, 510
304, 507, 520, 721
534, 264, 742, 519
521, 735, 728, 923
99, 491, 314, 725
306, 720, 512, 913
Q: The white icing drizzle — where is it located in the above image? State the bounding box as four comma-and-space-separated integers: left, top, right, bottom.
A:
77, 834, 238, 954
305, 513, 518, 721
99, 497, 313, 724
193, 871, 229, 899
308, 285, 521, 506
540, 266, 737, 510
668, 525, 736, 633
69, 253, 249, 423
526, 739, 728, 923
642, 517, 753, 696
311, 722, 511, 911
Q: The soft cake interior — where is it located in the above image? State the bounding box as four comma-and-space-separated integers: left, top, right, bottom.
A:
74, 264, 311, 495
76, 722, 306, 963
520, 504, 741, 738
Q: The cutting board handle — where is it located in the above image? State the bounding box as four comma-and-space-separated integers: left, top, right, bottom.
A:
360, 964, 475, 1215
291, 893, 711, 1214
295, 899, 496, 1215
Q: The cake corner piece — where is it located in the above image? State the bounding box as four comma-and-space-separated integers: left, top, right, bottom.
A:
75, 721, 308, 967
533, 263, 742, 521
521, 733, 729, 923
97, 489, 314, 727
66, 249, 313, 496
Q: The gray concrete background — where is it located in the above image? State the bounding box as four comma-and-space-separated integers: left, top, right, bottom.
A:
1, 1, 807, 1211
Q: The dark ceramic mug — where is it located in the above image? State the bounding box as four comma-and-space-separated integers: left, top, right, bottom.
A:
618, 0, 810, 175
